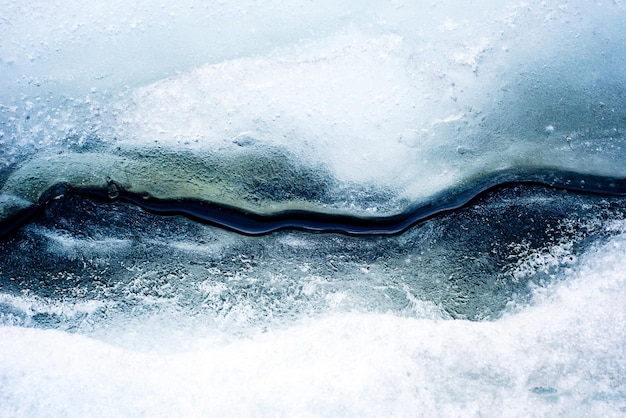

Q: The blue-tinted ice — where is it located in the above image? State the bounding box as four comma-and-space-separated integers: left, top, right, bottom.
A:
1, 1, 626, 416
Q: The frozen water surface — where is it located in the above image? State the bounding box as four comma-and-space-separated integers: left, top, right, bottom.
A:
1, 0, 626, 416
1, 187, 626, 416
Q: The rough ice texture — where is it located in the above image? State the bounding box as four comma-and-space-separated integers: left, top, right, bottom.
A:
1, 1, 626, 416
1, 229, 625, 416
117, 22, 626, 199
2, 1, 626, 216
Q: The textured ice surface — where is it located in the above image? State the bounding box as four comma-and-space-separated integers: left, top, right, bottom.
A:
1, 211, 626, 416
1, 186, 622, 328
1, 0, 626, 416
2, 0, 626, 226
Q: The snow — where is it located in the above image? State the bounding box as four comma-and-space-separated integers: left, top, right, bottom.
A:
1, 231, 625, 416
1, 1, 626, 416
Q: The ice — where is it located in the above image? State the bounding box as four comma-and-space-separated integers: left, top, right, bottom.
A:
0, 185, 622, 327
1, 230, 625, 416
118, 33, 418, 186
1, 1, 626, 416
2, 1, 626, 224
115, 14, 626, 198
0, 0, 364, 96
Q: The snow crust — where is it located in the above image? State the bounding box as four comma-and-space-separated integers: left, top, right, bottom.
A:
2, 1, 626, 210
1, 1, 626, 416
1, 230, 625, 416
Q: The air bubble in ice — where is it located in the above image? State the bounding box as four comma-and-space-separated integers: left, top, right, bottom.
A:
232, 132, 258, 147
107, 182, 120, 200
531, 386, 558, 395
